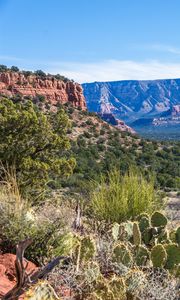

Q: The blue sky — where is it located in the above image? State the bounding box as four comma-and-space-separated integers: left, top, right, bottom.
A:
1, 0, 180, 82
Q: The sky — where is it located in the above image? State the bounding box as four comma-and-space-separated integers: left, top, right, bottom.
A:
0, 0, 180, 82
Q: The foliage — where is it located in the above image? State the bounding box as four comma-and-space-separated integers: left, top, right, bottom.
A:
0, 64, 8, 72
34, 69, 46, 78
11, 65, 19, 72
90, 169, 157, 223
0, 179, 67, 263
0, 98, 75, 202
64, 105, 180, 192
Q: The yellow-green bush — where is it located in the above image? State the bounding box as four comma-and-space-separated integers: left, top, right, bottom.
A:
91, 169, 157, 223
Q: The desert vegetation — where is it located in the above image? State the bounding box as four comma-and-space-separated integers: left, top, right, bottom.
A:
0, 96, 179, 299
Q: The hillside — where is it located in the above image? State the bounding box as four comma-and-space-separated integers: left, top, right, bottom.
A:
61, 104, 180, 191
82, 79, 180, 139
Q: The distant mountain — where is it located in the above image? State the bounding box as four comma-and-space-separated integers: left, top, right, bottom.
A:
82, 79, 180, 139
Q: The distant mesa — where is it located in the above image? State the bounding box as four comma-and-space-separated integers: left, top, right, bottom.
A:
82, 79, 180, 139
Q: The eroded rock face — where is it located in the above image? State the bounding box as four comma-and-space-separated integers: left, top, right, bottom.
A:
0, 253, 37, 298
99, 113, 136, 134
0, 72, 86, 110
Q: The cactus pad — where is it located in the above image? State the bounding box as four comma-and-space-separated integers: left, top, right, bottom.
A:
151, 244, 167, 267
151, 211, 168, 227
133, 222, 141, 246
112, 243, 132, 267
24, 281, 59, 300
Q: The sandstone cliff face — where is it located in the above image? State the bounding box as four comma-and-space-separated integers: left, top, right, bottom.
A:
0, 71, 86, 110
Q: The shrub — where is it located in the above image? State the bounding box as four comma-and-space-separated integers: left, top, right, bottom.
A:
34, 69, 46, 78
0, 64, 8, 72
90, 169, 158, 223
86, 119, 94, 126
11, 66, 19, 72
0, 98, 75, 202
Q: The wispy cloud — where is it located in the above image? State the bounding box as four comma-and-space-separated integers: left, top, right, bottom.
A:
136, 43, 180, 55
148, 44, 180, 55
46, 59, 180, 83
1, 54, 180, 83
0, 55, 25, 62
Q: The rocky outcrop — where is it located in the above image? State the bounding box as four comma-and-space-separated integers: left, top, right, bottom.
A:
0, 253, 37, 298
171, 105, 180, 116
99, 113, 135, 134
0, 71, 86, 110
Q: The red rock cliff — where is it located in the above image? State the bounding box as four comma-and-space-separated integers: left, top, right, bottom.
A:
0, 71, 86, 110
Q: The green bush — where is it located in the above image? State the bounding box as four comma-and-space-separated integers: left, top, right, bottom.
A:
0, 98, 75, 202
90, 169, 158, 223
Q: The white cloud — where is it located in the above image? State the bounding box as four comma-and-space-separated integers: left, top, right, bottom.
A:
46, 59, 180, 83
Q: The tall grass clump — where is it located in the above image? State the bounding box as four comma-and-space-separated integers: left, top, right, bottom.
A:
91, 168, 158, 223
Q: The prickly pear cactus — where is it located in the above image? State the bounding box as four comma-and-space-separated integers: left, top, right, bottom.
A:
169, 229, 176, 243
111, 222, 120, 241
112, 243, 132, 267
151, 211, 167, 227
142, 227, 158, 246
135, 245, 150, 266
175, 226, 180, 245
94, 279, 114, 300
108, 276, 126, 300
126, 270, 146, 294
151, 244, 167, 268
157, 227, 169, 244
24, 281, 59, 300
137, 213, 150, 233
164, 243, 180, 270
119, 221, 133, 241
133, 222, 141, 246
80, 235, 96, 262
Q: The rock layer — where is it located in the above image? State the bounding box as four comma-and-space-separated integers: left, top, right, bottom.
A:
0, 71, 86, 109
